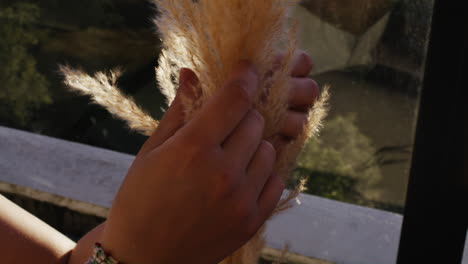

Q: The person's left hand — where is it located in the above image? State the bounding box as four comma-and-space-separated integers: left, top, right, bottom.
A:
274, 50, 320, 153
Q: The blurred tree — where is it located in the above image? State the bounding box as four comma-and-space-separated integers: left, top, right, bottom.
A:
292, 114, 384, 205
0, 0, 126, 29
0, 2, 51, 125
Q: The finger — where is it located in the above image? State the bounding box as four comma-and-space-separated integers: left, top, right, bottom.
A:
291, 51, 314, 77
270, 53, 285, 74
279, 111, 308, 139
272, 50, 314, 77
289, 77, 320, 111
271, 136, 290, 157
223, 110, 265, 169
256, 172, 284, 223
139, 68, 199, 154
182, 61, 259, 146
247, 141, 276, 197
179, 68, 203, 105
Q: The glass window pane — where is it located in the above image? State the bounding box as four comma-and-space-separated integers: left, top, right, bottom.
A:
0, 1, 435, 212
291, 0, 435, 213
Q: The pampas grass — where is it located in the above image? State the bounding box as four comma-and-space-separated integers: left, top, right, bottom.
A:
60, 66, 158, 136
61, 1, 329, 263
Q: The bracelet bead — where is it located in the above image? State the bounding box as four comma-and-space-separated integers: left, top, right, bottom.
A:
85, 243, 120, 264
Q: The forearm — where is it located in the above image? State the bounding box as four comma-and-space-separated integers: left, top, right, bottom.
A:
0, 194, 108, 264
0, 195, 75, 264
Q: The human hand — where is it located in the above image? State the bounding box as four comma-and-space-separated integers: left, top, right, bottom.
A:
274, 50, 320, 153
100, 61, 284, 264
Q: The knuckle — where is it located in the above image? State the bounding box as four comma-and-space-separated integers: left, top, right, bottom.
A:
178, 132, 204, 154
214, 168, 240, 198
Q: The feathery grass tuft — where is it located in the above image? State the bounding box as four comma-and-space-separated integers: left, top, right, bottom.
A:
61, 1, 329, 263
60, 66, 158, 136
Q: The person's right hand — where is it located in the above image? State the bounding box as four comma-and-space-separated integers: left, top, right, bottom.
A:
100, 61, 284, 264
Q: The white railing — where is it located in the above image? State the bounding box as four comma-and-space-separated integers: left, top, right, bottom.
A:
1, 126, 466, 264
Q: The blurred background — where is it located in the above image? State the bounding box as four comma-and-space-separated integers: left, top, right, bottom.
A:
0, 0, 435, 214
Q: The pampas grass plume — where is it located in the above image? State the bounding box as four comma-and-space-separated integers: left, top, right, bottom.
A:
61, 1, 329, 263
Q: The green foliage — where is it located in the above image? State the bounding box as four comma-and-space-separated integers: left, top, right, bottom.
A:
293, 114, 383, 205
1, 0, 126, 28
0, 2, 51, 125
43, 0, 125, 28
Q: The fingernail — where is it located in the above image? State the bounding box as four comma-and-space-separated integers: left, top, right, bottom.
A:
180, 68, 200, 89
179, 68, 191, 85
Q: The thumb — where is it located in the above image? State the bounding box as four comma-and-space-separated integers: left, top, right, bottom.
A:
139, 68, 200, 154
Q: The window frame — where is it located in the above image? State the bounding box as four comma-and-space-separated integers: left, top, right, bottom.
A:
396, 0, 468, 263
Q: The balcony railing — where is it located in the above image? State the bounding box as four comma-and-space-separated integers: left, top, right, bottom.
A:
1, 125, 467, 264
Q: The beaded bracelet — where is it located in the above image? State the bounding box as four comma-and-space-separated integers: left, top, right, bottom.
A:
85, 243, 120, 264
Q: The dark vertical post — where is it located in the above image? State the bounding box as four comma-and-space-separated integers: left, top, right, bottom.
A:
396, 0, 468, 263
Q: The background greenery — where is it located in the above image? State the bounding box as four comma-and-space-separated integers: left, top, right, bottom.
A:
0, 3, 50, 125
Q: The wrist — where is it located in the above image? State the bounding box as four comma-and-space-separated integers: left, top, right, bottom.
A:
85, 243, 119, 264
99, 232, 162, 264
